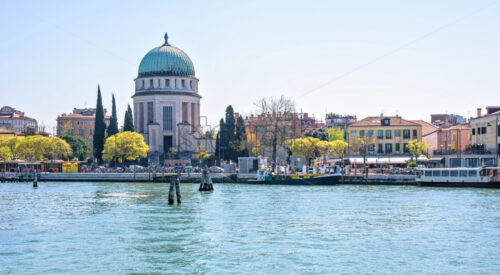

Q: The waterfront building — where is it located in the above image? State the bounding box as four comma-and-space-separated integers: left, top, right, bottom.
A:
431, 113, 467, 127
0, 128, 17, 137
412, 120, 439, 154
56, 108, 110, 146
133, 33, 203, 159
0, 106, 38, 133
347, 116, 422, 156
325, 113, 357, 128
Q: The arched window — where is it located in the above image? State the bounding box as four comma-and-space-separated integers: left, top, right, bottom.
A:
166, 79, 170, 87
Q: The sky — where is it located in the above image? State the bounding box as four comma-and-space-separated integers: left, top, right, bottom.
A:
1, 0, 499, 131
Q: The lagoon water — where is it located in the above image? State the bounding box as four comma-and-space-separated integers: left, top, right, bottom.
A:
1, 182, 500, 274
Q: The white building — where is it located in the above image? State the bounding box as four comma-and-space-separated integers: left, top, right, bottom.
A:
133, 33, 203, 159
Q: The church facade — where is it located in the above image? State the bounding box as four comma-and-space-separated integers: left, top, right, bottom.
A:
133, 33, 202, 158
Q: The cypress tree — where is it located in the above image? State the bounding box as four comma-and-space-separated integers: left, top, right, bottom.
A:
224, 106, 236, 161
235, 116, 249, 158
214, 132, 220, 164
107, 94, 119, 136
93, 85, 107, 163
124, 104, 134, 132
219, 118, 227, 161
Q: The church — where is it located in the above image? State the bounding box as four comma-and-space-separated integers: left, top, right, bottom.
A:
133, 33, 205, 159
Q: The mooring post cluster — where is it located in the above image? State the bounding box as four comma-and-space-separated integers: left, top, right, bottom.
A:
168, 172, 181, 204
199, 168, 213, 191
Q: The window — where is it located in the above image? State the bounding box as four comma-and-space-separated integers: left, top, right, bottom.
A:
442, 170, 450, 177
395, 143, 400, 152
182, 79, 186, 88
166, 79, 170, 87
359, 130, 365, 137
413, 129, 418, 138
432, 170, 441, 176
78, 129, 84, 136
147, 102, 154, 123
149, 79, 154, 88
450, 170, 458, 177
425, 171, 432, 176
189, 80, 193, 89
403, 130, 410, 139
89, 129, 93, 135
368, 144, 375, 152
459, 170, 467, 177
481, 127, 486, 134
368, 130, 374, 137
477, 128, 481, 135
381, 118, 390, 126
377, 130, 383, 139
403, 143, 409, 153
351, 130, 356, 135
378, 144, 383, 153
163, 106, 173, 131
385, 143, 392, 153
472, 128, 475, 135
142, 79, 145, 88
395, 130, 401, 137
468, 170, 477, 177
498, 125, 500, 136
386, 130, 392, 139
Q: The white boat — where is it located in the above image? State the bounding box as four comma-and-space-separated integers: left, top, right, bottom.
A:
417, 167, 500, 188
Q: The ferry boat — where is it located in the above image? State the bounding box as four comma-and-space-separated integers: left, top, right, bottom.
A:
248, 169, 341, 185
417, 167, 500, 188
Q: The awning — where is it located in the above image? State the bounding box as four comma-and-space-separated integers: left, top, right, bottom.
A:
428, 157, 445, 164
349, 157, 411, 164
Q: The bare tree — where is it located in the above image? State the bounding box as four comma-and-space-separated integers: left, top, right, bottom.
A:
350, 135, 375, 179
254, 96, 296, 166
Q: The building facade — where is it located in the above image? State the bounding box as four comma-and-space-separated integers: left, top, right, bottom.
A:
325, 113, 357, 128
133, 33, 201, 158
347, 116, 422, 155
0, 106, 38, 133
431, 113, 467, 126
470, 107, 499, 157
56, 108, 110, 146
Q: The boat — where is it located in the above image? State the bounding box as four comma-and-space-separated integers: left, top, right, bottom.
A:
248, 169, 341, 185
417, 167, 500, 188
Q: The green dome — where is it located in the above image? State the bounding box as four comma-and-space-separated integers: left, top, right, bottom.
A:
138, 33, 195, 78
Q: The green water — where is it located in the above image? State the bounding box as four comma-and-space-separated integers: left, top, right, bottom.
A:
1, 182, 500, 274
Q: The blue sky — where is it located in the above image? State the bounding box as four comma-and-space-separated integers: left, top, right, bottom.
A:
0, 0, 499, 130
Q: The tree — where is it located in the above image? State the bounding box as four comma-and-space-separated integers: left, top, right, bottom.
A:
61, 121, 74, 136
406, 140, 430, 160
246, 129, 260, 157
197, 150, 211, 165
60, 135, 92, 161
350, 135, 375, 179
214, 132, 220, 163
254, 96, 296, 167
93, 85, 107, 163
107, 94, 119, 136
305, 128, 328, 141
2, 136, 24, 159
224, 106, 236, 161
123, 104, 134, 132
328, 127, 345, 141
328, 140, 348, 159
289, 137, 328, 165
235, 116, 249, 158
219, 118, 227, 161
102, 132, 149, 164
43, 137, 72, 160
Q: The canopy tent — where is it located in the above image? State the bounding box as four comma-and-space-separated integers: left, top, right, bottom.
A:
428, 157, 445, 164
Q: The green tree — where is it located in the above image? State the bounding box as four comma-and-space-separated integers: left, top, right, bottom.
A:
219, 118, 227, 161
107, 94, 119, 136
350, 135, 375, 179
123, 104, 134, 132
305, 128, 328, 141
328, 127, 345, 141
224, 106, 236, 160
406, 140, 430, 160
102, 132, 149, 164
93, 85, 107, 163
2, 136, 24, 159
235, 116, 249, 159
60, 135, 92, 161
214, 132, 220, 163
289, 137, 329, 165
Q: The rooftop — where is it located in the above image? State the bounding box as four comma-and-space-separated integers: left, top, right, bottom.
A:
350, 116, 420, 127
411, 120, 438, 136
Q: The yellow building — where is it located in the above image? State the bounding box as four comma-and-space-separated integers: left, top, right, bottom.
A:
347, 116, 422, 155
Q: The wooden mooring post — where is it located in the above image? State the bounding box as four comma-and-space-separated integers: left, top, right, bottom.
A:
199, 169, 213, 191
168, 174, 181, 204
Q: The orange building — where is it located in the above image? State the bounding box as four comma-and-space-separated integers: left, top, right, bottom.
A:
56, 108, 110, 146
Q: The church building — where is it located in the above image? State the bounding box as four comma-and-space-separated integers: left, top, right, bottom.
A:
133, 33, 201, 158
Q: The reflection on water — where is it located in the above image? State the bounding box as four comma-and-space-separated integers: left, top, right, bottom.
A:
1, 182, 500, 274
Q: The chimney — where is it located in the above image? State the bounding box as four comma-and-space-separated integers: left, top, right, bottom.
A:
477, 108, 482, 117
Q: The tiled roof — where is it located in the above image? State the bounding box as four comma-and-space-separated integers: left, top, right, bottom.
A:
471, 110, 500, 120
350, 116, 420, 127
58, 114, 110, 119
443, 124, 471, 131
411, 120, 438, 136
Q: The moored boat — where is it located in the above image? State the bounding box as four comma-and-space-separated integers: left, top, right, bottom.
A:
417, 167, 500, 188
248, 169, 341, 185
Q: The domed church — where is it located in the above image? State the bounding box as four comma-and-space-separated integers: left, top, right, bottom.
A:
133, 33, 201, 158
